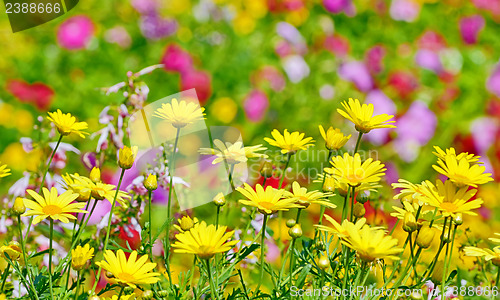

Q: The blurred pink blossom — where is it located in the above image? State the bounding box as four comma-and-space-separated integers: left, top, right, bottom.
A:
243, 90, 269, 122
338, 61, 373, 92
415, 49, 443, 74
365, 90, 396, 145
365, 45, 386, 75
104, 26, 132, 48
161, 44, 193, 74
282, 55, 310, 83
470, 117, 499, 154
180, 70, 212, 105
323, 0, 356, 16
57, 15, 95, 50
460, 15, 485, 45
324, 34, 350, 57
389, 0, 420, 22
487, 61, 500, 98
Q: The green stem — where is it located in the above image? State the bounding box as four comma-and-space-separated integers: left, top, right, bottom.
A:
228, 163, 236, 191
17, 215, 31, 282
215, 206, 220, 229
496, 267, 500, 288
49, 219, 54, 300
165, 128, 181, 285
117, 285, 125, 300
255, 214, 268, 292
0, 264, 9, 292
40, 135, 63, 192
354, 132, 363, 154
206, 259, 220, 300
350, 186, 355, 221
74, 271, 80, 300
277, 153, 292, 244
148, 190, 154, 260
90, 169, 126, 295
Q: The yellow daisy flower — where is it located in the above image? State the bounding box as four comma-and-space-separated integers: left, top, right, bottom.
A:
153, 98, 205, 129
342, 225, 403, 262
0, 162, 11, 178
71, 244, 94, 271
283, 181, 336, 209
172, 221, 239, 259
463, 246, 500, 266
326, 153, 386, 187
21, 187, 87, 224
433, 146, 482, 165
61, 173, 92, 201
337, 98, 396, 133
318, 125, 351, 150
433, 155, 493, 187
96, 249, 160, 288
68, 174, 131, 206
390, 202, 433, 229
0, 242, 22, 261
392, 179, 431, 206
104, 295, 136, 300
47, 109, 89, 138
489, 233, 500, 244
264, 129, 314, 154
315, 173, 381, 197
199, 139, 268, 165
315, 215, 367, 239
237, 183, 300, 215
420, 180, 483, 217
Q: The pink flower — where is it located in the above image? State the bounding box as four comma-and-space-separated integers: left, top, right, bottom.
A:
415, 49, 443, 74
460, 15, 485, 45
180, 70, 212, 105
243, 90, 269, 122
324, 34, 350, 57
323, 0, 356, 16
161, 44, 193, 74
365, 45, 385, 75
338, 61, 373, 92
57, 15, 95, 50
487, 61, 500, 98
389, 0, 420, 22
365, 90, 396, 145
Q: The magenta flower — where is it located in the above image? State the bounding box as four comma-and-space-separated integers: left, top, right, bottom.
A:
161, 44, 193, 74
57, 15, 95, 50
365, 45, 386, 75
180, 70, 212, 105
323, 0, 356, 16
338, 61, 373, 92
460, 15, 485, 45
487, 61, 500, 98
324, 34, 350, 57
243, 90, 269, 122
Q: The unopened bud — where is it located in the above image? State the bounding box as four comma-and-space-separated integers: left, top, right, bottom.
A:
453, 213, 463, 225
403, 212, 418, 233
88, 296, 101, 300
318, 255, 330, 270
286, 219, 296, 228
357, 194, 369, 204
213, 192, 226, 207
315, 240, 326, 251
353, 203, 366, 218
288, 224, 302, 239
158, 290, 168, 297
322, 176, 335, 193
90, 167, 101, 183
12, 197, 26, 215
144, 174, 158, 191
260, 161, 274, 179
124, 286, 134, 294
142, 290, 154, 299
416, 227, 435, 249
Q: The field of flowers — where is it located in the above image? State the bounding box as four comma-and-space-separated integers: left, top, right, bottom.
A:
1, 0, 500, 299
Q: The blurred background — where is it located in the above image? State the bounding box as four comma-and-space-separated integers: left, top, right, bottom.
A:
1, 0, 500, 189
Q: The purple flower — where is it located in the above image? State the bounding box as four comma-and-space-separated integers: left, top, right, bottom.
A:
338, 61, 374, 92
282, 55, 310, 83
487, 61, 500, 97
131, 0, 160, 15
243, 90, 269, 122
415, 49, 443, 74
139, 13, 177, 40
365, 90, 397, 145
323, 0, 356, 16
57, 15, 94, 50
460, 15, 485, 45
389, 0, 420, 22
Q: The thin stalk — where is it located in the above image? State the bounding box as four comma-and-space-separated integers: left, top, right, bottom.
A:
0, 264, 9, 292
228, 163, 236, 191
148, 190, 154, 260
17, 215, 31, 282
206, 259, 220, 300
90, 169, 126, 295
74, 271, 80, 300
255, 214, 268, 292
350, 186, 355, 221
441, 220, 454, 300
165, 128, 181, 285
496, 267, 500, 288
354, 132, 363, 154
277, 153, 292, 244
215, 206, 221, 229
117, 285, 125, 300
49, 219, 55, 300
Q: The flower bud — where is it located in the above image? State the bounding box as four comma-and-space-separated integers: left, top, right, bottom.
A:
118, 146, 138, 169
106, 271, 115, 279
353, 203, 366, 218
322, 176, 336, 193
90, 167, 101, 183
315, 240, 326, 251
158, 290, 168, 297
12, 197, 26, 215
453, 213, 463, 225
124, 286, 134, 294
88, 296, 101, 300
142, 290, 154, 299
431, 261, 444, 283
288, 224, 302, 239
403, 212, 418, 233
318, 255, 330, 270
144, 174, 158, 191
213, 192, 226, 207
357, 194, 369, 204
492, 257, 500, 267
286, 219, 296, 228
416, 227, 435, 249
260, 161, 274, 179
179, 216, 195, 231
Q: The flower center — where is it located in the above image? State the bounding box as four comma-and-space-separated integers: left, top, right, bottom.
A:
118, 272, 136, 282
440, 202, 458, 212
42, 205, 62, 215
258, 201, 275, 210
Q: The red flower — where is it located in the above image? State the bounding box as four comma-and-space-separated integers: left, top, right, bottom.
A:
6, 79, 54, 110
161, 44, 193, 74
180, 70, 212, 105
